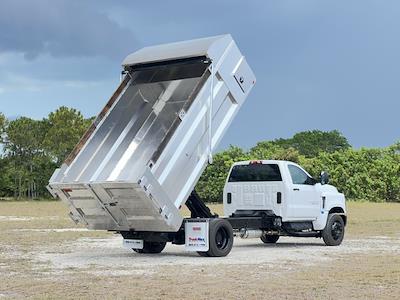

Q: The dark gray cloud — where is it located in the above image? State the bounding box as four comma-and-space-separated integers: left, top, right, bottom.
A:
0, 0, 138, 61
1, 0, 400, 149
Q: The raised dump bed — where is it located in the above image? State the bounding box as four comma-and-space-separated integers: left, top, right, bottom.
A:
48, 34, 256, 233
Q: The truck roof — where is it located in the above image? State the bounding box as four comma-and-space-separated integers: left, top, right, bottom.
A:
232, 160, 296, 166
229, 160, 313, 178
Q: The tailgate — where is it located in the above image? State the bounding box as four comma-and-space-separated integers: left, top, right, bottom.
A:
50, 170, 183, 232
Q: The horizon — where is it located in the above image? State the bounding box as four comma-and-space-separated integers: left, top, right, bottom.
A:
1, 106, 398, 152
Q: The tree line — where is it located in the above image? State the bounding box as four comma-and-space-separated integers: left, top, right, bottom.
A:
0, 107, 399, 202
196, 131, 400, 203
0, 107, 92, 199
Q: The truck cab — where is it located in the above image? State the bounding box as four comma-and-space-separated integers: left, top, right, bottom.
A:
223, 160, 346, 245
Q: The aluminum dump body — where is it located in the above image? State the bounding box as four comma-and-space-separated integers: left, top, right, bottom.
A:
48, 35, 255, 232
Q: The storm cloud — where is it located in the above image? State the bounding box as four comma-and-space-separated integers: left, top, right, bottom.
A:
0, 0, 137, 61
1, 1, 400, 149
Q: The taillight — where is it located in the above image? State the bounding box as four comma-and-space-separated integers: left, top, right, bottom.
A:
249, 160, 262, 165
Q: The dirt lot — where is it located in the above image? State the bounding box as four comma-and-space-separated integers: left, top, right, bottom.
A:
0, 201, 399, 299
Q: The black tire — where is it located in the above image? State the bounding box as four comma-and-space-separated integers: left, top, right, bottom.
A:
205, 218, 234, 257
133, 241, 167, 254
197, 251, 209, 257
260, 234, 280, 244
322, 214, 345, 246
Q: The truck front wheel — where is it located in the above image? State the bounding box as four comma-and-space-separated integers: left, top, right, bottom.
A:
322, 214, 345, 246
133, 241, 167, 254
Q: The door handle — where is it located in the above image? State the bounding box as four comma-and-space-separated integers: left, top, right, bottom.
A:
293, 188, 300, 191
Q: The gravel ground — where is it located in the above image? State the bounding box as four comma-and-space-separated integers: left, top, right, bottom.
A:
1, 202, 399, 299
32, 234, 400, 275
2, 231, 399, 299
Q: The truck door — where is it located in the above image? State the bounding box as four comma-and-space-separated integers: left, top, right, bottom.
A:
286, 164, 320, 220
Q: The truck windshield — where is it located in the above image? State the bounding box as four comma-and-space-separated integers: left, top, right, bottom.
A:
228, 164, 282, 182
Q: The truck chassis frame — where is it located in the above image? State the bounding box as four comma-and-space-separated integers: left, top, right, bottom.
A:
118, 190, 327, 256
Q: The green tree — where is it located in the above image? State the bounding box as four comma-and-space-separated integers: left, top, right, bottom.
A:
250, 141, 303, 163
304, 147, 400, 202
43, 106, 92, 165
0, 157, 14, 197
0, 108, 398, 204
4, 117, 50, 198
256, 130, 351, 158
0, 107, 93, 199
0, 113, 10, 197
290, 130, 350, 157
0, 112, 6, 145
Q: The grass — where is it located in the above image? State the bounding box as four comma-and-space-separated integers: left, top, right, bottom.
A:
1, 201, 400, 237
345, 201, 400, 236
0, 200, 69, 217
0, 197, 57, 201
0, 201, 108, 246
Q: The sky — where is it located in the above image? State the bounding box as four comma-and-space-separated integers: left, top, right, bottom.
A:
0, 0, 399, 150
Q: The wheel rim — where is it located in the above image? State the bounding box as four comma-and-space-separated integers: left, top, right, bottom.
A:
331, 220, 343, 240
215, 227, 229, 250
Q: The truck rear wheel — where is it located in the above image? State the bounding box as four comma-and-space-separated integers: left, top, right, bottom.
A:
260, 234, 279, 244
199, 218, 233, 257
322, 214, 345, 246
133, 241, 167, 254
197, 251, 209, 257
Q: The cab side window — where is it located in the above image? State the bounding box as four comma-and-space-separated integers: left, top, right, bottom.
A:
288, 165, 313, 185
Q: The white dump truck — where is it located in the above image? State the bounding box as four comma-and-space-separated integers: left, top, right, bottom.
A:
48, 35, 346, 257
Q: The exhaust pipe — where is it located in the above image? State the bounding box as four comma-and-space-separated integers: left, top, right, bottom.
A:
238, 229, 281, 239
239, 229, 263, 239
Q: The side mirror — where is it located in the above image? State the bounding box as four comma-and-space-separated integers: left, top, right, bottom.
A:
320, 171, 330, 185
